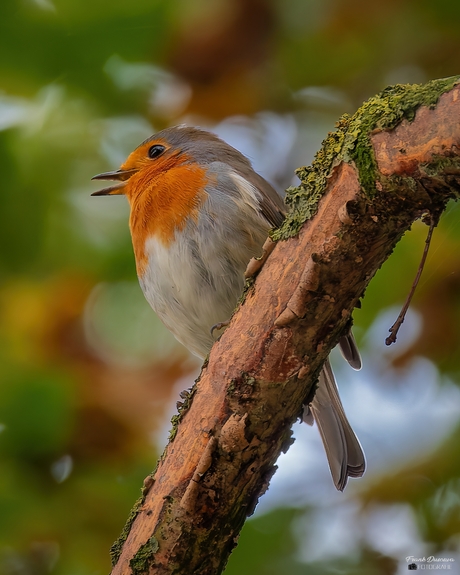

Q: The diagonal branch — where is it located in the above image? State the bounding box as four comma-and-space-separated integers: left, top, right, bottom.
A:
109, 76, 460, 575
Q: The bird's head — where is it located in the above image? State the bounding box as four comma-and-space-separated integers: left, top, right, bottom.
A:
92, 132, 182, 200
91, 125, 243, 201
91, 126, 233, 268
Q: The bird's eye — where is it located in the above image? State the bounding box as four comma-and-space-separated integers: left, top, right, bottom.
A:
148, 144, 166, 159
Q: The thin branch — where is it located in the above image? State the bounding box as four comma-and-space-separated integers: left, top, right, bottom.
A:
386, 213, 439, 345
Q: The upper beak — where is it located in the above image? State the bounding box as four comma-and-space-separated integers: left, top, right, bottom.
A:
91, 168, 138, 196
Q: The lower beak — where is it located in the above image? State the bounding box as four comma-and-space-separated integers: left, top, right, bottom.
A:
91, 168, 138, 196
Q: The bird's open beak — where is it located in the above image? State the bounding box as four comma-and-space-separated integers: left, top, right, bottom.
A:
91, 168, 138, 196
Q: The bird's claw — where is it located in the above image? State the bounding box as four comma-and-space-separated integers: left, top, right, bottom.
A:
210, 320, 230, 336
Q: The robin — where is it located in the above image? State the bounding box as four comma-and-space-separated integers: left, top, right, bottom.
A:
92, 125, 365, 490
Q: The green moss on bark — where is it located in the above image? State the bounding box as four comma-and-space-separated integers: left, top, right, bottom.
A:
169, 383, 197, 441
110, 496, 144, 566
130, 536, 160, 574
272, 76, 460, 241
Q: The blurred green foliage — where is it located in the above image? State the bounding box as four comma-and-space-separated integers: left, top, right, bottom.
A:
1, 0, 460, 574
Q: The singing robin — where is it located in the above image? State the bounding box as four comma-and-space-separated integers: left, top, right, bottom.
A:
92, 125, 365, 490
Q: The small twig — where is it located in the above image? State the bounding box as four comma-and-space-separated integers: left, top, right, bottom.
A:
386, 213, 439, 346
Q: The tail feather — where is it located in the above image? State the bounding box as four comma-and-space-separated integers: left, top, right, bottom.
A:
338, 331, 362, 371
305, 358, 365, 491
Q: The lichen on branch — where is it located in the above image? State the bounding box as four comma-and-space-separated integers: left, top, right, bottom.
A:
273, 75, 460, 241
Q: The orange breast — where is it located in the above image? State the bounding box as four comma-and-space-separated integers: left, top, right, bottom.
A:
126, 162, 209, 276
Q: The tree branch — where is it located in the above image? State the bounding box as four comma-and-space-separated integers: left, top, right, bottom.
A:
109, 77, 460, 575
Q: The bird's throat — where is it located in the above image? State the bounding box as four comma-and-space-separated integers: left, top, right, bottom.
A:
127, 164, 209, 277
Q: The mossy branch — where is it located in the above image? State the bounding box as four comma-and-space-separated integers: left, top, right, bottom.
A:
110, 76, 460, 575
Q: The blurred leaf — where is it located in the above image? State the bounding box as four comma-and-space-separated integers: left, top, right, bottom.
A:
0, 369, 75, 459
225, 508, 302, 575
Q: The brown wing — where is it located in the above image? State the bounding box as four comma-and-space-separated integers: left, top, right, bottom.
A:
227, 162, 285, 228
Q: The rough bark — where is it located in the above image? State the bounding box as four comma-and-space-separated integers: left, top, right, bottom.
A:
109, 77, 460, 575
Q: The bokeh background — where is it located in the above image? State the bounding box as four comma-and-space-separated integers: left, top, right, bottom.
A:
1, 0, 460, 573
